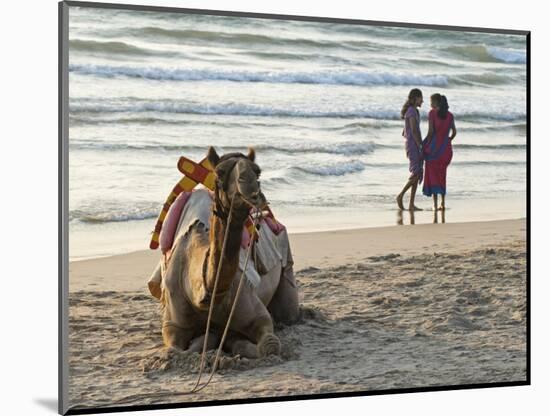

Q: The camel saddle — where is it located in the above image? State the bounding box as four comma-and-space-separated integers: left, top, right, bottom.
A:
147, 189, 290, 300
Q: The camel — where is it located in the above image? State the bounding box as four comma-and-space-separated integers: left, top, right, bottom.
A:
148, 147, 300, 358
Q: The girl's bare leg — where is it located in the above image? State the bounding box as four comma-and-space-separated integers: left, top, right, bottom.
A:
397, 210, 404, 225
432, 194, 438, 211
397, 178, 414, 210
440, 194, 446, 210
409, 178, 423, 211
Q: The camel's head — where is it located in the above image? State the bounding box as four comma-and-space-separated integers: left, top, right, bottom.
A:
207, 146, 266, 213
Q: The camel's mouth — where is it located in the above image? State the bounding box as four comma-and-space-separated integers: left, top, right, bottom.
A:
242, 192, 266, 210
231, 188, 266, 212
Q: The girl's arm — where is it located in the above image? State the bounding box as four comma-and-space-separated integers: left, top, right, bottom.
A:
408, 117, 423, 148
424, 117, 434, 142
450, 118, 457, 141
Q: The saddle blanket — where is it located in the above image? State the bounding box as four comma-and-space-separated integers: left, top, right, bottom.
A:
147, 189, 290, 299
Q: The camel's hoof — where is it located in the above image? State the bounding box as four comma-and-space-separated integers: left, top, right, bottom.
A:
188, 333, 220, 353
231, 340, 259, 359
258, 334, 281, 357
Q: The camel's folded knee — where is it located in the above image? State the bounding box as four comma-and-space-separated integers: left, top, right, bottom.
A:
258, 333, 281, 357
162, 321, 193, 350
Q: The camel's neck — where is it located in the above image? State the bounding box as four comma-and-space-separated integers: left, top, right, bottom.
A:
205, 209, 247, 298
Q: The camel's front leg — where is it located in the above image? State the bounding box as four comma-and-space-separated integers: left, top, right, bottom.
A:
229, 289, 281, 357
161, 288, 198, 350
162, 321, 195, 350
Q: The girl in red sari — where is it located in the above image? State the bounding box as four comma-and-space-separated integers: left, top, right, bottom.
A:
422, 94, 457, 210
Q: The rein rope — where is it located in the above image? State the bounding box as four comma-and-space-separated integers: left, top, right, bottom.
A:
191, 206, 260, 393
111, 157, 266, 405
190, 167, 262, 393
191, 194, 235, 392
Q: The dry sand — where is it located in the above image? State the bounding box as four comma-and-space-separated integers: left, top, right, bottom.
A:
68, 218, 527, 411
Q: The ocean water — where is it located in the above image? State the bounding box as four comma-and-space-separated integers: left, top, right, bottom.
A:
67, 6, 527, 260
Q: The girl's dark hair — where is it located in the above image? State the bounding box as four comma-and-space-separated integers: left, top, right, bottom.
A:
438, 95, 449, 119
431, 93, 449, 119
401, 88, 423, 119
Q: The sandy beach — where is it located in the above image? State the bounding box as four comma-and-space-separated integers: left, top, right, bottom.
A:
67, 218, 527, 410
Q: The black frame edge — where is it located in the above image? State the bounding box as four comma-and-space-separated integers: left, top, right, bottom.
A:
525, 31, 531, 386
63, 0, 529, 35
59, 1, 70, 415
66, 381, 530, 415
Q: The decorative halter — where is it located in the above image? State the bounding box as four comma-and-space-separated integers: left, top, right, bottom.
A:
149, 153, 262, 250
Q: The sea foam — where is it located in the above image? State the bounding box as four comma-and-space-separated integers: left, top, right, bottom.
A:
69, 63, 449, 87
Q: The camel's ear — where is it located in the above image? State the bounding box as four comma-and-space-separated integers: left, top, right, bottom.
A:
207, 146, 220, 167
247, 147, 256, 163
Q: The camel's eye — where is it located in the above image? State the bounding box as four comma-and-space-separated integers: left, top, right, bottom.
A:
239, 173, 256, 183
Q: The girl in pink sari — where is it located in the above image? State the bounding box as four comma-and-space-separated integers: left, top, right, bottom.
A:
422, 94, 457, 210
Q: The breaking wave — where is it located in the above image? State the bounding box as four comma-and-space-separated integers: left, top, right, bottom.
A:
69, 63, 449, 87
